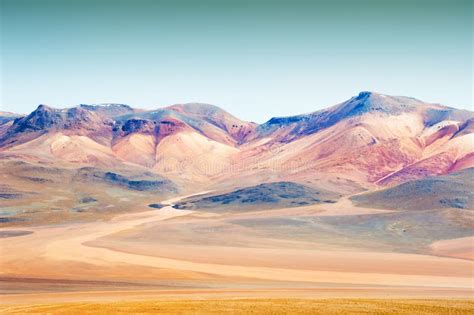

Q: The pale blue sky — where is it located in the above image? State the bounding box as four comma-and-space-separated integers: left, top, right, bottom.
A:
1, 0, 472, 122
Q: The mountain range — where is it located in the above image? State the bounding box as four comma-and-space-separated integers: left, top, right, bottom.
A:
1, 91, 472, 195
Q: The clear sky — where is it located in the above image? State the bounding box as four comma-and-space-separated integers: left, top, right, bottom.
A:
1, 0, 472, 122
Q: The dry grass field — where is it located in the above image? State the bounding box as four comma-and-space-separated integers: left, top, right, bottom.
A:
1, 299, 473, 314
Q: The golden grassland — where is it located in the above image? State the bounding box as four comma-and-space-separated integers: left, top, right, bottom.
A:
1, 299, 473, 314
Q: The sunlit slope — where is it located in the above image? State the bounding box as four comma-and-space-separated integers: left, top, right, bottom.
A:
0, 92, 472, 191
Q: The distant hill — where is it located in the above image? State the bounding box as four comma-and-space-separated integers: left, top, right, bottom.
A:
0, 111, 22, 125
351, 168, 474, 210
0, 160, 178, 226
173, 182, 340, 212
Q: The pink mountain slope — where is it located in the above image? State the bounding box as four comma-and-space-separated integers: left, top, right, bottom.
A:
0, 92, 472, 191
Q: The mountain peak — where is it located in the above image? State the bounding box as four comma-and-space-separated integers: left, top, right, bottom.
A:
35, 104, 55, 112
167, 103, 229, 117
352, 91, 391, 104
6, 103, 111, 135
15, 104, 62, 131
356, 91, 373, 99
77, 103, 135, 118
166, 102, 256, 143
353, 91, 392, 102
257, 92, 428, 141
339, 91, 424, 117
79, 103, 133, 110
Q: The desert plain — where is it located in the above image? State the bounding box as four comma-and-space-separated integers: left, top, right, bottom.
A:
1, 190, 473, 313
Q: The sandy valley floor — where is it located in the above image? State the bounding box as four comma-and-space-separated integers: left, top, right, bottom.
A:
0, 193, 473, 312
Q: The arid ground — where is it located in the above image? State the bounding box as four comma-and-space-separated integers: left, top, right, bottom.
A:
1, 192, 473, 313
